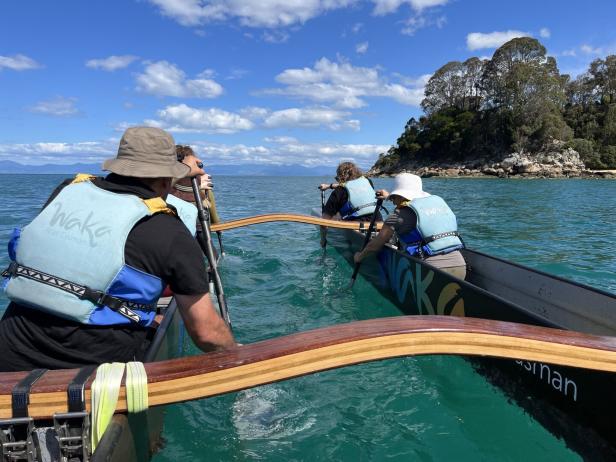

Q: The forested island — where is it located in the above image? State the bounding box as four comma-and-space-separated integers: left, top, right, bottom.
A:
370, 38, 616, 178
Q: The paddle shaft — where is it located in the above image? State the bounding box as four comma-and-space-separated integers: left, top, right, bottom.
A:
191, 177, 232, 328
206, 190, 225, 256
350, 198, 383, 287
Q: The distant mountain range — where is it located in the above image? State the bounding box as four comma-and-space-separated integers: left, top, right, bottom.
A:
0, 160, 332, 176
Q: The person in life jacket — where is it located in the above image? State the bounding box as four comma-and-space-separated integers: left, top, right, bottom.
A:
0, 126, 236, 372
318, 161, 382, 247
353, 173, 466, 280
169, 145, 221, 237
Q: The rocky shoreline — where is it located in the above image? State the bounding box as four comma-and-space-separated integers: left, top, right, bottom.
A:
369, 143, 616, 179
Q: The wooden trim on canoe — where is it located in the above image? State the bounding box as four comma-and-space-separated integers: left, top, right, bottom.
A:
210, 213, 384, 232
3, 316, 616, 419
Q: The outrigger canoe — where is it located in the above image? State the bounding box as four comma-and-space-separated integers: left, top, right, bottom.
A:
313, 207, 616, 457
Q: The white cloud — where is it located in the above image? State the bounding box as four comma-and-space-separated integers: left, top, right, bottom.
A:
136, 61, 223, 98
372, 0, 448, 15
226, 68, 249, 80
192, 138, 389, 167
264, 136, 298, 143
85, 55, 138, 71
148, 0, 356, 28
0, 54, 41, 71
262, 107, 360, 131
266, 57, 426, 108
146, 103, 360, 132
146, 103, 253, 133
539, 27, 550, 39
0, 140, 115, 164
29, 97, 79, 117
561, 49, 577, 57
581, 44, 603, 55
371, 0, 448, 35
262, 30, 290, 43
466, 30, 531, 51
356, 42, 369, 54
0, 137, 390, 168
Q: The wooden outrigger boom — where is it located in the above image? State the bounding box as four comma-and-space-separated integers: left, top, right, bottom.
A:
3, 316, 616, 420
210, 213, 383, 232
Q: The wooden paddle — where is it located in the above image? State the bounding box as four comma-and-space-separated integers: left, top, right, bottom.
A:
5, 316, 616, 419
191, 176, 232, 328
350, 198, 384, 288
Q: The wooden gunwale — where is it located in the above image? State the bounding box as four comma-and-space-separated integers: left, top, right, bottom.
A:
210, 214, 383, 232
3, 316, 616, 419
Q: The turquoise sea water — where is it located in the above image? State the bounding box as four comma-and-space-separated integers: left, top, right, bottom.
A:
1, 174, 615, 461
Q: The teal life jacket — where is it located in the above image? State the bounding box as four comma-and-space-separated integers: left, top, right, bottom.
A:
398, 195, 464, 258
339, 177, 377, 219
166, 194, 198, 236
2, 175, 183, 326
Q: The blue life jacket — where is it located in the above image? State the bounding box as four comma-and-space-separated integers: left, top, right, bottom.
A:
2, 175, 184, 327
398, 195, 464, 258
166, 194, 198, 236
339, 177, 377, 220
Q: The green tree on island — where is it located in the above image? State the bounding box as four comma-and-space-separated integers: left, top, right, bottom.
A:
374, 37, 616, 173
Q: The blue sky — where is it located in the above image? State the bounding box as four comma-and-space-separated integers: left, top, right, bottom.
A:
1, 0, 616, 168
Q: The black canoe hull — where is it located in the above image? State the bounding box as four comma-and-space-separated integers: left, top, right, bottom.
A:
325, 223, 616, 457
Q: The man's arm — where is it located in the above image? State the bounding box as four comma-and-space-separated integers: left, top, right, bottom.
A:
175, 292, 237, 352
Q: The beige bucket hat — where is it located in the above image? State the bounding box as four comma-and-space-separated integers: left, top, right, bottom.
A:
102, 127, 191, 178
390, 173, 431, 201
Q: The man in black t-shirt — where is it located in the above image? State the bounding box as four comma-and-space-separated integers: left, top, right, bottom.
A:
0, 127, 236, 371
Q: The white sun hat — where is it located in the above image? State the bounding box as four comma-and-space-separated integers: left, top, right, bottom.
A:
389, 173, 431, 201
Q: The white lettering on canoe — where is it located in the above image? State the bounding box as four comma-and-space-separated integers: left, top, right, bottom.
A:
516, 360, 578, 402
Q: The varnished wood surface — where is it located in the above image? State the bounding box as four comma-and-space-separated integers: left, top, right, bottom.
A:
210, 213, 384, 232
3, 316, 616, 419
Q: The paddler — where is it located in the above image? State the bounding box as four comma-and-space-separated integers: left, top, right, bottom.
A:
318, 161, 382, 247
168, 144, 221, 241
353, 173, 466, 279
0, 126, 236, 372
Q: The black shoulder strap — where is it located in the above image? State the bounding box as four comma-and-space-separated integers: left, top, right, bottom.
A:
67, 365, 97, 413
12, 369, 47, 418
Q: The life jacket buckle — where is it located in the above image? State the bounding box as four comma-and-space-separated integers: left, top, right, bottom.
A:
1, 261, 17, 279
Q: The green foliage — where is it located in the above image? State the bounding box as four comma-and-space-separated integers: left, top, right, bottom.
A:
376, 37, 616, 170
568, 138, 601, 168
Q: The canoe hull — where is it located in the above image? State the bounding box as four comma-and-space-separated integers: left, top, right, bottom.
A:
329, 225, 616, 457
92, 299, 183, 462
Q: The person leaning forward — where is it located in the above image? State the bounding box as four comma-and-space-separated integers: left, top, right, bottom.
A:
0, 126, 236, 372
354, 173, 467, 280
318, 161, 382, 247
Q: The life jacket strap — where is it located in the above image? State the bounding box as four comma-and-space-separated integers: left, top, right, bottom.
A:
423, 231, 460, 244
2, 262, 155, 323
348, 201, 378, 215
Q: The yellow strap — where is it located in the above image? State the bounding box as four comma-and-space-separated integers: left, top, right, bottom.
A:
71, 173, 96, 184
141, 197, 176, 216
125, 362, 148, 413
399, 200, 412, 208
90, 363, 126, 452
